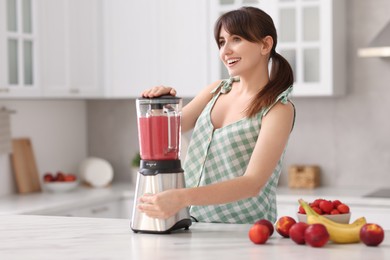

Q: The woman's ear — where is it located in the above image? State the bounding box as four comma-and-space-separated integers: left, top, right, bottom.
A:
260, 36, 273, 55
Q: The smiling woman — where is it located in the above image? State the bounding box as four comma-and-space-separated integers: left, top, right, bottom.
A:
138, 6, 295, 224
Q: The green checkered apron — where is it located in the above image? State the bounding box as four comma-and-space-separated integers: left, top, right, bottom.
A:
184, 78, 293, 224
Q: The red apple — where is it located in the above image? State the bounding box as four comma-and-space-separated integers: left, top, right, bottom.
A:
43, 172, 54, 182
289, 222, 309, 245
360, 223, 385, 246
255, 219, 274, 236
248, 224, 270, 244
304, 224, 329, 247
55, 171, 66, 182
275, 216, 296, 238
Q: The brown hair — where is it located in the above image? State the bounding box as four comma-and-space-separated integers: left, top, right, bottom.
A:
214, 6, 294, 117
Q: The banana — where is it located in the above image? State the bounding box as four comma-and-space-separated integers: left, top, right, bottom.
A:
298, 199, 366, 244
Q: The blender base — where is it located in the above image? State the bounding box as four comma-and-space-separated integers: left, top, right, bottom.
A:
131, 218, 192, 234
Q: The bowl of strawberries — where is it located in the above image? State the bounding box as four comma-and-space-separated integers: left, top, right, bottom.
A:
42, 171, 79, 193
297, 198, 351, 224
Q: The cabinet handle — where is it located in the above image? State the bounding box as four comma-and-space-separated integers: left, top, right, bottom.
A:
69, 88, 80, 94
0, 88, 10, 93
91, 206, 109, 214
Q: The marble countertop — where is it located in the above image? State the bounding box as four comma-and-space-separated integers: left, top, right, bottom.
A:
0, 214, 388, 260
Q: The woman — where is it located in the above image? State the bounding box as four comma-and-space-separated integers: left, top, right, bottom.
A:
139, 6, 295, 224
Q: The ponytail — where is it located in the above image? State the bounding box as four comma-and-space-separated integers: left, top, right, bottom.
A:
245, 51, 294, 118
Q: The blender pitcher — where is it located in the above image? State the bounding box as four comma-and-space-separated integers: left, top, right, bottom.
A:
136, 96, 181, 161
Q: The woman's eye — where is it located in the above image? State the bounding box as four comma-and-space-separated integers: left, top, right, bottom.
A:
218, 40, 225, 47
233, 37, 241, 42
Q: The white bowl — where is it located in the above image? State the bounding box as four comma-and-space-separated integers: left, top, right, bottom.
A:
43, 181, 79, 193
297, 212, 351, 224
79, 157, 113, 188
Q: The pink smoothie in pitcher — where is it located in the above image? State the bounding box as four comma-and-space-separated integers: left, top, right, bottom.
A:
138, 115, 180, 160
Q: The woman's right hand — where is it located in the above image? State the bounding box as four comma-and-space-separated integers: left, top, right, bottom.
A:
141, 85, 177, 98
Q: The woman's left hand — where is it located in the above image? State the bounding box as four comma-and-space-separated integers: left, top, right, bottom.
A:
137, 189, 185, 219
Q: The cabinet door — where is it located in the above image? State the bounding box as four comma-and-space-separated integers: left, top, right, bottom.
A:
38, 0, 103, 98
102, 0, 160, 98
271, 0, 346, 96
0, 0, 40, 98
155, 0, 209, 98
209, 0, 346, 97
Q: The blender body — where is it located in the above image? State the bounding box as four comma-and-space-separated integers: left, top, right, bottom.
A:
131, 96, 192, 233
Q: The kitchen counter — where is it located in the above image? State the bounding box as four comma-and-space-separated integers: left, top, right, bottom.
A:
0, 214, 388, 260
276, 186, 390, 207
2, 184, 390, 216
0, 184, 134, 216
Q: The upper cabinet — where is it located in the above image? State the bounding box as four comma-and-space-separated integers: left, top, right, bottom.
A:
1, 0, 209, 99
103, 0, 209, 98
0, 0, 41, 97
152, 0, 209, 98
209, 0, 346, 97
3, 0, 346, 99
38, 0, 103, 98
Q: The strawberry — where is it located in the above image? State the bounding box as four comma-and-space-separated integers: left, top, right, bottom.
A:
298, 205, 306, 214
330, 209, 340, 215
312, 199, 324, 207
337, 204, 350, 214
319, 200, 334, 214
312, 206, 323, 215
332, 200, 342, 208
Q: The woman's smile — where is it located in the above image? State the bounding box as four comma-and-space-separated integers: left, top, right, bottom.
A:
226, 58, 241, 67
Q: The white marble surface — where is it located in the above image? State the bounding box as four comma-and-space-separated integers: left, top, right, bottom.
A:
0, 215, 388, 260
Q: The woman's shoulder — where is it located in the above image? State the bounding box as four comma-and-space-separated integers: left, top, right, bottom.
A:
262, 85, 294, 116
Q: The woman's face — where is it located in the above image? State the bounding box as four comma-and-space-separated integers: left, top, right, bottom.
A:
218, 27, 265, 77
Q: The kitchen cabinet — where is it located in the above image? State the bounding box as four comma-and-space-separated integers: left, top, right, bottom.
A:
0, 0, 41, 98
100, 0, 159, 98
153, 0, 209, 98
103, 0, 209, 98
3, 0, 209, 99
209, 0, 346, 97
37, 0, 103, 98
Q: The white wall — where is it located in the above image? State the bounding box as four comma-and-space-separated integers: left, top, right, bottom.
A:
0, 100, 87, 196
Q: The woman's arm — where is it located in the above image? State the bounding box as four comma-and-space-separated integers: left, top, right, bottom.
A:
138, 101, 295, 219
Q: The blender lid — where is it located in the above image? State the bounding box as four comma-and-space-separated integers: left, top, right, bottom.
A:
137, 95, 181, 105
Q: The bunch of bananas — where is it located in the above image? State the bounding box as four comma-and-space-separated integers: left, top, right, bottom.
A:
299, 199, 366, 244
